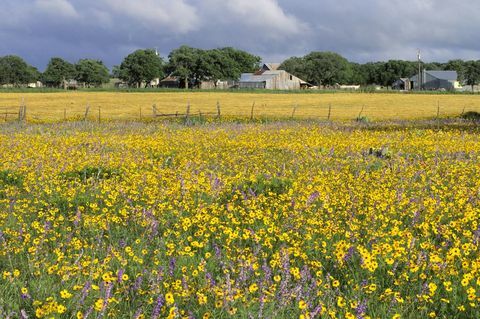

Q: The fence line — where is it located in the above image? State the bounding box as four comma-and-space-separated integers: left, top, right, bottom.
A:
0, 101, 478, 123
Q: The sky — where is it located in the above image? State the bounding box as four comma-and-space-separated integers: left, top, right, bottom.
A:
1, 0, 480, 70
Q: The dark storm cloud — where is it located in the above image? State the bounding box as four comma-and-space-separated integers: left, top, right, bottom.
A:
1, 0, 479, 70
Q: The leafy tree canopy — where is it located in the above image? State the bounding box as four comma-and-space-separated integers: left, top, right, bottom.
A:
42, 57, 76, 88
75, 59, 110, 87
0, 55, 38, 86
118, 49, 164, 88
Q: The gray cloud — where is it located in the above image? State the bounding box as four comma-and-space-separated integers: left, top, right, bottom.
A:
0, 0, 479, 70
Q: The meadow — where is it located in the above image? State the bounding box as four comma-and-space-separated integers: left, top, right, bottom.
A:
0, 118, 479, 319
1, 91, 480, 121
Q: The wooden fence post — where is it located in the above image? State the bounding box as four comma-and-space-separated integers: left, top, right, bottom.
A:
152, 104, 158, 117
358, 105, 365, 119
84, 104, 90, 121
216, 101, 221, 119
64, 108, 67, 121
185, 102, 191, 124
327, 103, 332, 121
291, 103, 297, 119
250, 101, 255, 120
98, 106, 101, 123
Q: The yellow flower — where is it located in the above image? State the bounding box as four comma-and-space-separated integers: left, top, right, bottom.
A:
248, 283, 258, 293
332, 280, 340, 288
94, 298, 104, 311
337, 296, 346, 308
60, 289, 72, 299
346, 312, 355, 319
57, 304, 66, 314
299, 300, 307, 310
165, 292, 175, 305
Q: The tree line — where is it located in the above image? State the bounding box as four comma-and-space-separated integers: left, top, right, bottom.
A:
279, 52, 480, 88
1, 47, 480, 89
0, 46, 261, 89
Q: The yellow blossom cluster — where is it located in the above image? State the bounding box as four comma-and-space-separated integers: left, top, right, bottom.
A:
0, 121, 479, 318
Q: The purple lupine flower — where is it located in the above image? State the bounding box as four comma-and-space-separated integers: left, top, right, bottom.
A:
21, 293, 31, 300
151, 295, 165, 319
311, 305, 322, 318
133, 275, 143, 291
133, 308, 143, 319
169, 258, 176, 277
213, 243, 222, 259
119, 239, 127, 248
83, 306, 93, 319
344, 246, 356, 263
262, 261, 272, 286
100, 283, 113, 315
182, 275, 189, 291
307, 191, 320, 205
473, 226, 480, 245
212, 177, 221, 190
205, 273, 216, 287
360, 279, 368, 288
43, 221, 51, 231
79, 281, 91, 305
118, 269, 125, 283
226, 273, 233, 300
258, 291, 265, 319
279, 250, 291, 305
355, 300, 367, 319
74, 209, 81, 227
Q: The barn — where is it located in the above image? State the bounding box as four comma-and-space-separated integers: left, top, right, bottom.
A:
410, 70, 460, 91
239, 63, 311, 90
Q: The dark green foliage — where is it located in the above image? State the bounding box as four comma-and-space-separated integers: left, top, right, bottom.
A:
167, 46, 261, 88
0, 170, 23, 187
461, 111, 480, 121
464, 61, 480, 91
356, 116, 370, 124
42, 57, 76, 88
235, 175, 293, 196
0, 55, 38, 86
61, 166, 121, 182
117, 49, 164, 88
280, 51, 352, 86
75, 59, 110, 87
368, 147, 392, 159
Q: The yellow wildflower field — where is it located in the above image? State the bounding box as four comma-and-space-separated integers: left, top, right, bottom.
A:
1, 91, 480, 121
0, 120, 479, 318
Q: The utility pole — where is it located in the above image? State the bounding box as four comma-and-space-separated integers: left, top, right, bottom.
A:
417, 50, 422, 90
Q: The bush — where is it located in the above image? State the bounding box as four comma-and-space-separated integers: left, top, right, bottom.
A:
461, 111, 480, 121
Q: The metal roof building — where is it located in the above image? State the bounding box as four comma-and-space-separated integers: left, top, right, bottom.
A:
410, 70, 460, 91
239, 64, 312, 90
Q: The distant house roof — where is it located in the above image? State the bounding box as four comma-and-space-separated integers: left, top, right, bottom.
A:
240, 70, 310, 85
427, 70, 457, 81
160, 75, 180, 82
240, 70, 283, 82
411, 70, 458, 82
262, 63, 281, 71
